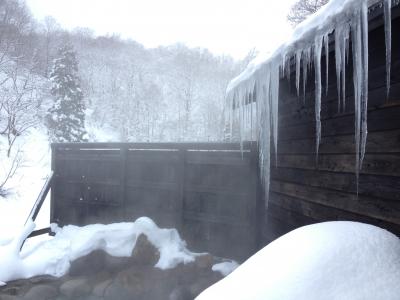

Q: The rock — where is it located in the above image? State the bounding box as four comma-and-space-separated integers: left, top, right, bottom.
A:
92, 279, 112, 297
194, 254, 214, 270
69, 250, 106, 276
29, 275, 58, 285
130, 234, 160, 266
103, 282, 135, 300
102, 255, 131, 273
23, 285, 58, 300
0, 287, 19, 296
48, 296, 69, 300
169, 286, 192, 300
189, 276, 219, 298
0, 295, 23, 300
0, 280, 30, 297
76, 296, 103, 300
59, 278, 91, 298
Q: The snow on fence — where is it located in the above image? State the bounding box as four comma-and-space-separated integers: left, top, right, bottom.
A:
50, 142, 261, 260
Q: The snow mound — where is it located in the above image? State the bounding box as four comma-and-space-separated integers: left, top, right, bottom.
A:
212, 261, 239, 277
0, 217, 196, 284
197, 222, 400, 300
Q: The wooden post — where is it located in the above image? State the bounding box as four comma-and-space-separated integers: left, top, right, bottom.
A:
120, 145, 128, 221
177, 146, 186, 232
50, 144, 57, 226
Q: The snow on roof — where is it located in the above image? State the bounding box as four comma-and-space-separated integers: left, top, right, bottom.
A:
227, 0, 383, 94
197, 221, 400, 300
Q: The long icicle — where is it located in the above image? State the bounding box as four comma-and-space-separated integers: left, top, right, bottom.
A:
270, 62, 280, 164
335, 26, 342, 112
324, 34, 329, 96
352, 8, 362, 195
314, 36, 323, 160
384, 0, 392, 99
360, 1, 369, 167
296, 50, 301, 97
341, 24, 349, 112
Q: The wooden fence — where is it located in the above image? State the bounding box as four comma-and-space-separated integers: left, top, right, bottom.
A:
51, 142, 261, 260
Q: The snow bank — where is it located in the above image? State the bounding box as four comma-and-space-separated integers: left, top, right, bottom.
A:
0, 217, 197, 284
197, 222, 400, 300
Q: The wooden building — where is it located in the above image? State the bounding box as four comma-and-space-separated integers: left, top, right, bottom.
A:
252, 2, 400, 244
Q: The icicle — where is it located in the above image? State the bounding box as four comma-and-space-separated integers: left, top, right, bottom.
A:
335, 23, 350, 113
270, 63, 280, 164
285, 55, 291, 84
352, 16, 362, 193
302, 48, 311, 103
239, 88, 245, 153
384, 0, 392, 98
341, 25, 348, 112
351, 3, 369, 195
314, 36, 323, 159
227, 0, 377, 203
259, 83, 271, 207
360, 1, 369, 166
335, 27, 342, 112
250, 88, 254, 140
229, 92, 234, 141
295, 50, 301, 97
324, 34, 329, 96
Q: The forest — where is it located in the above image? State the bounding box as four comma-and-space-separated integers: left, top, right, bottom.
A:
0, 0, 253, 194
0, 0, 252, 145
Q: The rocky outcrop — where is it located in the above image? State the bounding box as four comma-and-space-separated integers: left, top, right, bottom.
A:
0, 235, 228, 300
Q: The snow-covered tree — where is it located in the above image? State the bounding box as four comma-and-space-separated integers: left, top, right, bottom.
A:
46, 45, 87, 142
287, 0, 329, 26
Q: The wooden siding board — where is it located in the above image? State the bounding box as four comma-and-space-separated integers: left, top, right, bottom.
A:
271, 167, 400, 201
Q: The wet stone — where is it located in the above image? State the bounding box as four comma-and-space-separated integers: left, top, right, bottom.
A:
23, 284, 58, 300
0, 295, 23, 300
59, 278, 91, 298
92, 279, 112, 297
69, 250, 106, 276
130, 234, 160, 266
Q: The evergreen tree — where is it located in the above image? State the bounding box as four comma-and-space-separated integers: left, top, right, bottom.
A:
47, 45, 88, 142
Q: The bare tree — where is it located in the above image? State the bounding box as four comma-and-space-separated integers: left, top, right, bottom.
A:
0, 66, 41, 157
287, 0, 329, 26
0, 148, 21, 196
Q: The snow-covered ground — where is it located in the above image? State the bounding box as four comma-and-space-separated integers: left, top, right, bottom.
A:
196, 221, 400, 300
0, 217, 200, 285
0, 128, 51, 244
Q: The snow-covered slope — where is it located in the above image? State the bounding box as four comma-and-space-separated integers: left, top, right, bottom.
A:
0, 217, 197, 284
0, 128, 51, 243
196, 221, 400, 300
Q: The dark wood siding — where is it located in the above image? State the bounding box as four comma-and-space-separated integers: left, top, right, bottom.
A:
263, 5, 400, 244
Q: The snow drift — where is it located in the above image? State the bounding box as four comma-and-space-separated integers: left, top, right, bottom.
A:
196, 221, 400, 300
0, 217, 197, 285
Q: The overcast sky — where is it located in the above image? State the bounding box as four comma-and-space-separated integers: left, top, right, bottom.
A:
26, 0, 296, 60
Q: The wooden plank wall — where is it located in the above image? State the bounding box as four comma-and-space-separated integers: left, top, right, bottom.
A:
263, 5, 400, 244
51, 142, 260, 260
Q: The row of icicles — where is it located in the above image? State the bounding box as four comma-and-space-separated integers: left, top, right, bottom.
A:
227, 0, 394, 205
